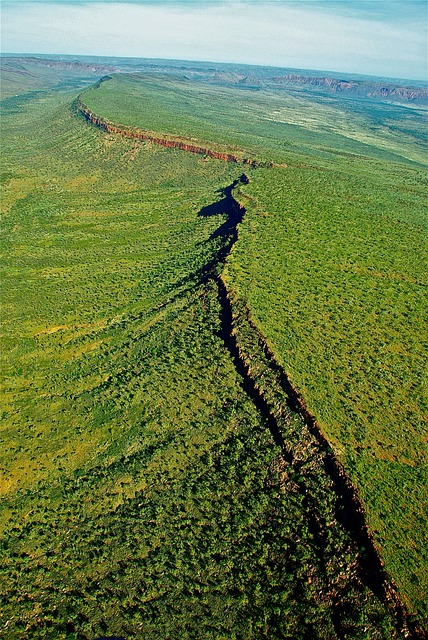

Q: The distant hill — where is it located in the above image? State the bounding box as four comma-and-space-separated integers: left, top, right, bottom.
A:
267, 74, 428, 103
2, 53, 427, 104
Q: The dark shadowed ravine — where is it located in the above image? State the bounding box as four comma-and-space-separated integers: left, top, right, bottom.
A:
200, 176, 423, 640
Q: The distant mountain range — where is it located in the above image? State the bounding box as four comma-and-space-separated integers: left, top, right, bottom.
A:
2, 53, 427, 104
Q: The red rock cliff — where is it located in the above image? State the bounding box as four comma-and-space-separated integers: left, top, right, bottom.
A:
76, 96, 250, 164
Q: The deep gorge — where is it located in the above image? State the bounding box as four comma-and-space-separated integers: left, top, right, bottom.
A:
205, 179, 420, 639
75, 100, 423, 638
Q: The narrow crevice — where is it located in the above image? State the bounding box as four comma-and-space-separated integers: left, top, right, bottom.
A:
199, 176, 422, 639
217, 275, 351, 640
217, 277, 288, 453
197, 177, 289, 452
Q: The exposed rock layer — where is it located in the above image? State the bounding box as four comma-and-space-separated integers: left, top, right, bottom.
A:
76, 96, 265, 165
270, 74, 428, 102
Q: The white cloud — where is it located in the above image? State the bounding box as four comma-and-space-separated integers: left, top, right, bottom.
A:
1, 1, 427, 79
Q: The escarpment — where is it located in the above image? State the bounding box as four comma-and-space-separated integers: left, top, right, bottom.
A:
270, 74, 428, 103
75, 95, 269, 166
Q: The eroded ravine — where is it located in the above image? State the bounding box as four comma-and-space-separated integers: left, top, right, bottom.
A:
74, 97, 422, 635
204, 177, 422, 639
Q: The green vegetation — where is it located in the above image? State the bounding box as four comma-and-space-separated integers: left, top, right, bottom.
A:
82, 73, 428, 622
1, 59, 427, 637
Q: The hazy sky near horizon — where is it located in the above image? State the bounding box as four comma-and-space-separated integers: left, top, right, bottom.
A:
2, 0, 427, 81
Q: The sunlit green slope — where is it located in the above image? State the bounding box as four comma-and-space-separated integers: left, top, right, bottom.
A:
225, 163, 427, 624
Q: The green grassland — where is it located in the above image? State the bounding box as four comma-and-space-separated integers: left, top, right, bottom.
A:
79, 72, 428, 624
1, 59, 427, 638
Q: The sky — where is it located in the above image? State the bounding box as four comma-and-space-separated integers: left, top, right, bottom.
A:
1, 0, 427, 81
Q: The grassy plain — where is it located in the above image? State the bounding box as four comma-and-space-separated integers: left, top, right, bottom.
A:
1, 60, 427, 637
82, 73, 428, 625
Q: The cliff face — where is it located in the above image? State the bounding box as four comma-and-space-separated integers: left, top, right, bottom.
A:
76, 97, 259, 164
273, 74, 360, 92
369, 86, 427, 101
